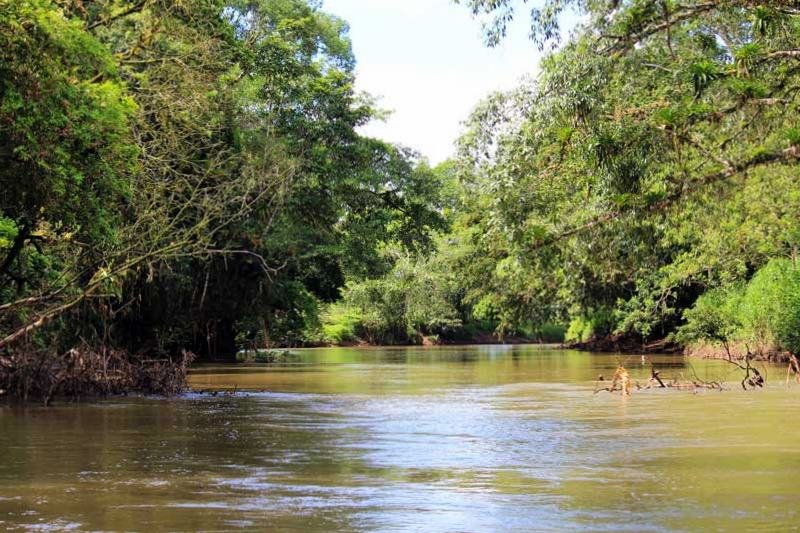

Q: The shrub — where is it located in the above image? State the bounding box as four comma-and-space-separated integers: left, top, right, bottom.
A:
233, 283, 323, 349
536, 322, 567, 343
455, 318, 500, 341
321, 303, 363, 344
738, 258, 800, 354
236, 349, 296, 363
675, 284, 744, 356
565, 309, 615, 343
333, 255, 464, 345
566, 316, 592, 343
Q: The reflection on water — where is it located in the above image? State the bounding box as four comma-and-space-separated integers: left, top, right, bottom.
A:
1, 346, 799, 532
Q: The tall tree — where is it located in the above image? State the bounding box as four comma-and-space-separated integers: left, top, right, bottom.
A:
453, 0, 800, 336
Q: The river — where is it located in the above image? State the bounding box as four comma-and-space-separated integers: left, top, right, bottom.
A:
1, 346, 799, 532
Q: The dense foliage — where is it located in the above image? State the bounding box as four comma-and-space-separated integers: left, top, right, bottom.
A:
0, 0, 446, 397
255, 0, 800, 354
332, 0, 799, 354
676, 258, 800, 357
2, 0, 799, 401
338, 0, 800, 350
436, 0, 799, 356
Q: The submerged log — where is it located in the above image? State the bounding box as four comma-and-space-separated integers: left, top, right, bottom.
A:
646, 367, 666, 389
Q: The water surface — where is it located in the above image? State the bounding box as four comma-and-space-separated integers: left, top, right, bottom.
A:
1, 346, 799, 531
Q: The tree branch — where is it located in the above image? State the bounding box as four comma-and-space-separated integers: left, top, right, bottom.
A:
87, 0, 148, 30
529, 147, 800, 251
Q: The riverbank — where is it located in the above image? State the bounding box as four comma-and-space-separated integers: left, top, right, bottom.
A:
423, 334, 548, 346
563, 335, 682, 355
683, 341, 794, 363
565, 334, 796, 363
313, 333, 548, 349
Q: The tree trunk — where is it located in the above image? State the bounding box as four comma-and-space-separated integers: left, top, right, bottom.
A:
0, 220, 30, 279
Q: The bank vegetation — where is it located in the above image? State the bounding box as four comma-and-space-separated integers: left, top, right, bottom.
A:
2, 0, 800, 400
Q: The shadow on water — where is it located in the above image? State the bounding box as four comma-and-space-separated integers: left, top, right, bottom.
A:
1, 346, 799, 532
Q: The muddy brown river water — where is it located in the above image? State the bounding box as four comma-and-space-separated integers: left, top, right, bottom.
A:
1, 346, 799, 532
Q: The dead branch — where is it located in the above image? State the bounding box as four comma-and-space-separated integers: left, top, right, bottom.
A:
787, 354, 800, 386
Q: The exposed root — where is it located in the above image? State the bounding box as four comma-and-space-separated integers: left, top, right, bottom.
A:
0, 342, 194, 405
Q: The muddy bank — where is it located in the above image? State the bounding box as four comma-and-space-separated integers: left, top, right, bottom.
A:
567, 334, 796, 363
566, 335, 682, 355
433, 334, 547, 346
682, 341, 794, 363
318, 334, 545, 348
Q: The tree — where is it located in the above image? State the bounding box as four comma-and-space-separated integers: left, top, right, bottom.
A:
1, 0, 450, 400
675, 285, 744, 359
452, 0, 800, 339
135, 0, 449, 353
0, 0, 136, 291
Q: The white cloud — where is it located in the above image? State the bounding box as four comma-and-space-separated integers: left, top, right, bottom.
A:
323, 0, 541, 164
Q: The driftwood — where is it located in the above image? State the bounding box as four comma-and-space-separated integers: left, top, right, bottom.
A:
787, 354, 800, 386
596, 363, 730, 396
645, 367, 666, 389
669, 372, 724, 392
594, 366, 632, 396
717, 351, 765, 390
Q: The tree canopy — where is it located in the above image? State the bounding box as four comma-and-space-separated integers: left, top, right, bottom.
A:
0, 0, 447, 397
445, 0, 800, 348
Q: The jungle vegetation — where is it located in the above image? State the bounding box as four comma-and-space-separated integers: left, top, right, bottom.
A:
1, 0, 799, 399
326, 0, 800, 358
449, 0, 799, 345
450, 0, 800, 359
0, 0, 447, 398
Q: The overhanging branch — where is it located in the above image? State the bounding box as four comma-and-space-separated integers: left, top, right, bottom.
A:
527, 147, 799, 251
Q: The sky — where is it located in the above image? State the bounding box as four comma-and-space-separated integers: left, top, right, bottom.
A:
322, 0, 544, 164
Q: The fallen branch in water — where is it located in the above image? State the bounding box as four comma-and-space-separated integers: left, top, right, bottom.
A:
595, 363, 733, 396
645, 366, 666, 389
668, 372, 724, 392
715, 351, 765, 390
595, 366, 633, 396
